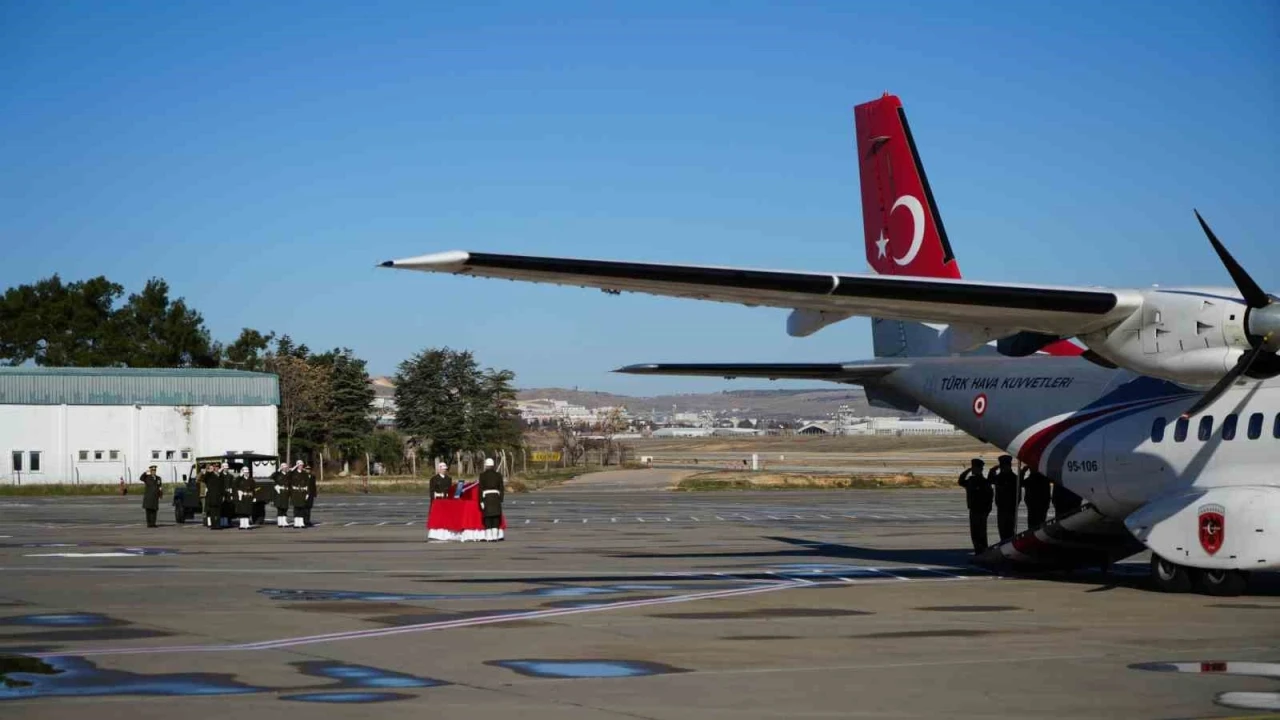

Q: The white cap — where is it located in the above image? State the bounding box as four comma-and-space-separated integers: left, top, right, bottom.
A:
483, 458, 495, 468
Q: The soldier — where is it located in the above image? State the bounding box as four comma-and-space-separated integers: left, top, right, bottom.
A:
1020, 467, 1051, 530
219, 464, 236, 527
429, 462, 453, 501
272, 463, 291, 527
1052, 478, 1084, 517
288, 460, 309, 528
203, 463, 224, 530
234, 467, 255, 529
139, 464, 162, 528
957, 458, 991, 553
477, 458, 504, 541
989, 455, 1020, 542
302, 463, 317, 527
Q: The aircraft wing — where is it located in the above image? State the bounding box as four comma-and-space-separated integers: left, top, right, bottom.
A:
382, 251, 1141, 337
615, 361, 907, 383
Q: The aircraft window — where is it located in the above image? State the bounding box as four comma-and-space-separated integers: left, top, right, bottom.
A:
1197, 416, 1213, 442
1248, 413, 1264, 440
1222, 414, 1237, 441
1174, 417, 1189, 442
1150, 417, 1166, 443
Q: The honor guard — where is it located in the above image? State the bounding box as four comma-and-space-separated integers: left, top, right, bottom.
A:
477, 458, 504, 541
429, 462, 453, 501
989, 455, 1020, 542
957, 458, 992, 554
272, 464, 291, 527
288, 460, 309, 528
219, 464, 235, 527
302, 464, 317, 527
234, 468, 255, 529
140, 464, 162, 528
1020, 467, 1052, 530
203, 464, 224, 529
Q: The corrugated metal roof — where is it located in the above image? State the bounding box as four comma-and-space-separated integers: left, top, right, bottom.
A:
0, 367, 280, 406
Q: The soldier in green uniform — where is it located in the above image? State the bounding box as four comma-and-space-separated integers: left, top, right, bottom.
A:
140, 464, 162, 528
477, 458, 504, 541
958, 458, 991, 554
302, 463, 317, 527
429, 462, 453, 501
272, 463, 291, 527
288, 460, 309, 528
203, 464, 224, 530
989, 455, 1020, 542
234, 467, 255, 529
1020, 466, 1052, 530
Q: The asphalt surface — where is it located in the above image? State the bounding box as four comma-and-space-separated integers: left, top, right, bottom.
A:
1, 470, 1277, 719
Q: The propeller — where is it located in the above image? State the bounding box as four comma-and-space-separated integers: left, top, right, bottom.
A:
1181, 211, 1279, 418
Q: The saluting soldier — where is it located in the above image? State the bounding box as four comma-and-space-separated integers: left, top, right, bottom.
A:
429, 462, 453, 501
1020, 467, 1052, 530
477, 458, 505, 541
288, 460, 309, 528
958, 458, 991, 554
234, 467, 255, 529
140, 464, 162, 528
989, 455, 1020, 542
203, 463, 224, 530
302, 463, 317, 527
272, 463, 291, 527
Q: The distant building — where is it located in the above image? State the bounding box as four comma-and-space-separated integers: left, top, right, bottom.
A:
370, 376, 397, 428
517, 398, 627, 427
1, 367, 279, 485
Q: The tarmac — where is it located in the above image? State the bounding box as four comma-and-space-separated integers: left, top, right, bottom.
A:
1, 469, 1277, 719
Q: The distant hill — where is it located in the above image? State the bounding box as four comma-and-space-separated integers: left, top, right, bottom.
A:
515, 387, 905, 420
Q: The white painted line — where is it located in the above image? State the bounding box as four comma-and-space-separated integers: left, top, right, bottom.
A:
637, 517, 645, 522
715, 516, 724, 521
690, 517, 699, 522
581, 519, 587, 523
524, 519, 530, 524
611, 518, 617, 523
553, 519, 560, 524
664, 517, 671, 522
820, 515, 831, 519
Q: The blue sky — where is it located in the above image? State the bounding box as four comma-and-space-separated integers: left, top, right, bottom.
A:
2, 0, 1276, 394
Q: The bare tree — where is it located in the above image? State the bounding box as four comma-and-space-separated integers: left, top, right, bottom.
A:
268, 355, 331, 465
598, 407, 628, 466
554, 419, 585, 467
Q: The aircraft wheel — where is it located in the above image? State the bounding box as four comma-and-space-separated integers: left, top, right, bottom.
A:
1194, 568, 1247, 597
1149, 555, 1191, 593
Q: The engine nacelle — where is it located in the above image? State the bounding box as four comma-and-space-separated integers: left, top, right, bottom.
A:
1080, 288, 1250, 387
1124, 485, 1280, 571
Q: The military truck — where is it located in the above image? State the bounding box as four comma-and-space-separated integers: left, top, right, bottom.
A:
172, 452, 280, 524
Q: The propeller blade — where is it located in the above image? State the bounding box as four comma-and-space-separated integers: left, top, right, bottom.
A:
1195, 210, 1269, 308
1181, 345, 1265, 418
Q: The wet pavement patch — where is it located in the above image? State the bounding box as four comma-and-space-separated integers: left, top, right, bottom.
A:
261, 581, 699, 604
0, 656, 57, 688
281, 602, 416, 615
0, 655, 262, 700
486, 659, 688, 679
0, 613, 118, 628
915, 605, 1021, 612
653, 608, 872, 620
5, 628, 173, 643
851, 629, 996, 639
280, 692, 415, 703
22, 547, 179, 558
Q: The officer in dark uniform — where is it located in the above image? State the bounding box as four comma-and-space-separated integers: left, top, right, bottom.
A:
957, 458, 991, 553
140, 464, 162, 528
203, 464, 224, 530
234, 468, 255, 529
1020, 467, 1051, 529
989, 455, 1020, 542
272, 463, 291, 527
288, 461, 309, 528
1052, 478, 1084, 517
477, 458, 504, 541
428, 462, 453, 501
302, 464, 317, 527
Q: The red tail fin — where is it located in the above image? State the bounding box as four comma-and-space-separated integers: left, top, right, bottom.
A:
855, 94, 960, 280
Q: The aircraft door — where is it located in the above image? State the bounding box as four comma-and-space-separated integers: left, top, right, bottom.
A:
1103, 408, 1174, 513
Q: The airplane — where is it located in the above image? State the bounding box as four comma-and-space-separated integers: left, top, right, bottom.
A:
381, 93, 1279, 596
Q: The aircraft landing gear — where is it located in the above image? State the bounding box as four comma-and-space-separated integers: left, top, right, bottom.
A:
1149, 555, 1192, 593
1193, 568, 1248, 597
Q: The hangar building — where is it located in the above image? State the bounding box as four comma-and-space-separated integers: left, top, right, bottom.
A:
1, 367, 279, 485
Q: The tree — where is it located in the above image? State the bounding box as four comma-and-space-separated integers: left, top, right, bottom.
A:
367, 430, 406, 474
268, 354, 331, 465
394, 347, 522, 465
223, 328, 276, 371
0, 275, 126, 366
114, 279, 219, 367
319, 348, 374, 465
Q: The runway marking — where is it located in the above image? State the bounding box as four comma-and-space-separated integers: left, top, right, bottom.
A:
553, 519, 559, 524
29, 581, 810, 659
376, 522, 389, 526
344, 522, 357, 527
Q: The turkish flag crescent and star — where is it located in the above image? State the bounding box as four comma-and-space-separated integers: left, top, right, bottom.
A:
1198, 504, 1225, 556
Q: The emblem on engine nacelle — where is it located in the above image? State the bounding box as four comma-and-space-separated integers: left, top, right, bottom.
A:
1197, 503, 1225, 556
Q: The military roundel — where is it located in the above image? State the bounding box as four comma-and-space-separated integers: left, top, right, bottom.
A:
972, 393, 988, 417
1197, 503, 1225, 556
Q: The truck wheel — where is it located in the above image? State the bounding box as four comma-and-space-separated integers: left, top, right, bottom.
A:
1149, 555, 1191, 593
174, 506, 185, 524
1194, 568, 1247, 597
